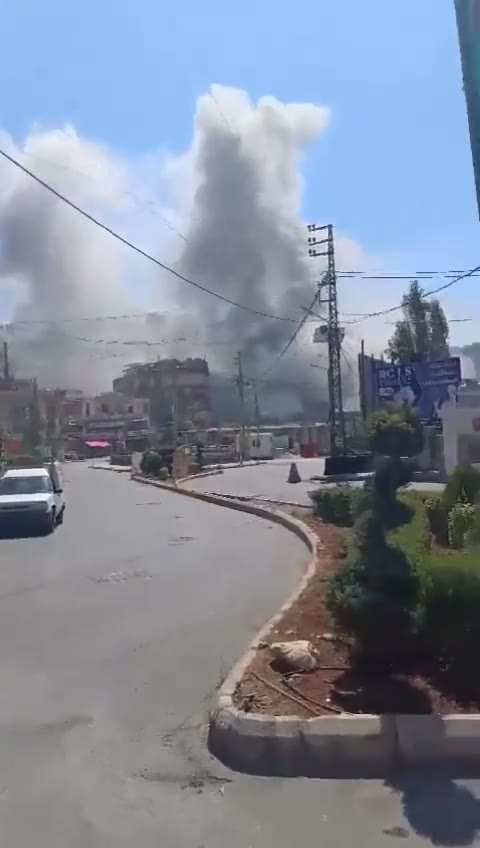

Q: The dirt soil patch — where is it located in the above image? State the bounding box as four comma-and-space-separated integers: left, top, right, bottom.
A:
233, 510, 480, 717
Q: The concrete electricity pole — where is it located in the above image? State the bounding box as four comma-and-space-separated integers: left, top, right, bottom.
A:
307, 223, 346, 456
235, 352, 247, 464
252, 382, 261, 444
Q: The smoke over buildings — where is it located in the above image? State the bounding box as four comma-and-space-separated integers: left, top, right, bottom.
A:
0, 87, 363, 418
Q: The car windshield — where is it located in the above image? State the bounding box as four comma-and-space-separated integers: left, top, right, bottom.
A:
0, 476, 52, 495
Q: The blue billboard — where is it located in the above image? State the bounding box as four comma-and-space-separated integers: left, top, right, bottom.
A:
454, 0, 480, 219
375, 357, 462, 427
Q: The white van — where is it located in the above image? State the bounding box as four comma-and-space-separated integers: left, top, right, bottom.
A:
0, 465, 65, 534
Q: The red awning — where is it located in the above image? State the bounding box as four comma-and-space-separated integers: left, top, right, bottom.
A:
84, 440, 111, 449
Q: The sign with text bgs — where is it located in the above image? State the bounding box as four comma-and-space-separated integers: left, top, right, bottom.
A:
375, 358, 462, 427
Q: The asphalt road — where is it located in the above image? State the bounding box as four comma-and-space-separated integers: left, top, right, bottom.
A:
0, 463, 479, 847
189, 458, 444, 505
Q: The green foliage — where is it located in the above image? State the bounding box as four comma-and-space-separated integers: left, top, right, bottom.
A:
465, 506, 480, 547
424, 496, 448, 546
310, 487, 355, 526
448, 501, 476, 549
140, 451, 163, 477
326, 543, 420, 658
158, 466, 170, 481
326, 459, 420, 658
386, 280, 450, 363
442, 466, 480, 513
419, 551, 480, 672
367, 408, 424, 458
310, 484, 373, 527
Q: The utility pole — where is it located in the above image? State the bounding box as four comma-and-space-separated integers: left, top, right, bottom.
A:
3, 341, 9, 385
252, 382, 261, 445
235, 351, 247, 464
307, 223, 346, 456
171, 364, 178, 449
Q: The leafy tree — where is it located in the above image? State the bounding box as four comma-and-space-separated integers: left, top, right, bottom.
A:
429, 299, 450, 359
367, 407, 424, 458
387, 281, 449, 363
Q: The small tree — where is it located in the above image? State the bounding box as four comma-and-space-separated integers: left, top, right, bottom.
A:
387, 280, 450, 364
367, 408, 424, 459
326, 408, 422, 658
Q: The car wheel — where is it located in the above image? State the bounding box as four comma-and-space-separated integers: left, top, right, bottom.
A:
56, 507, 64, 525
42, 511, 55, 535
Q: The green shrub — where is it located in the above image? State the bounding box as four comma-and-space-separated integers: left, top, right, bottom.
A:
140, 451, 163, 477
158, 466, 170, 481
419, 551, 480, 672
326, 462, 420, 658
310, 486, 357, 526
443, 466, 480, 512
465, 506, 480, 547
448, 501, 476, 549
424, 496, 448, 545
326, 544, 420, 658
367, 408, 424, 458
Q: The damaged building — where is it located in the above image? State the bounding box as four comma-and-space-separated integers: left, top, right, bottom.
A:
113, 358, 212, 431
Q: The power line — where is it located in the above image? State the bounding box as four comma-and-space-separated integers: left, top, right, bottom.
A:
257, 288, 320, 379
21, 149, 189, 243
341, 265, 480, 324
0, 147, 302, 326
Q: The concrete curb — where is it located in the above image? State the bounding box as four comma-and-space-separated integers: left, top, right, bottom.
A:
177, 460, 268, 487
131, 473, 480, 777
206, 491, 314, 509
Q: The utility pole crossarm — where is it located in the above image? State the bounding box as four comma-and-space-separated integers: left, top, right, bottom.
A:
307, 223, 346, 456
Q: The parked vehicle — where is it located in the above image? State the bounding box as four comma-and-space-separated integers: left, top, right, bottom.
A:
0, 465, 65, 534
235, 431, 274, 461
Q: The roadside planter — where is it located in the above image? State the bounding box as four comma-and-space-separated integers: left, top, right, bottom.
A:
130, 472, 480, 775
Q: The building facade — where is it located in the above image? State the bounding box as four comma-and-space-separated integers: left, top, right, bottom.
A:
113, 358, 211, 430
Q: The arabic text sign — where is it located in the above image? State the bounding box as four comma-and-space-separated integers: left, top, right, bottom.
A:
375, 358, 461, 426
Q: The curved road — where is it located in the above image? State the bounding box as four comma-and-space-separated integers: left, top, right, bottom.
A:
0, 463, 477, 847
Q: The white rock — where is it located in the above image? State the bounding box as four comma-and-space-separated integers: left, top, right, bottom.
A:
270, 640, 319, 672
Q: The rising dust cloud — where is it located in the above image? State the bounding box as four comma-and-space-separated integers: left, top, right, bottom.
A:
0, 86, 362, 419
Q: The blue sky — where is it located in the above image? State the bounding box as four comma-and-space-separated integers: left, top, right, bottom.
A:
0, 0, 479, 346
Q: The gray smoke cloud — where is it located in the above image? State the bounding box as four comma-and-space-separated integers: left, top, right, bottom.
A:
164, 86, 355, 417
0, 87, 369, 416
0, 127, 135, 392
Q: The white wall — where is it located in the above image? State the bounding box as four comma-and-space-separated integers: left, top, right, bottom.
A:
440, 405, 480, 475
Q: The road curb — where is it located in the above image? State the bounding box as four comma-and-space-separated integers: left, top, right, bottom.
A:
131, 474, 480, 777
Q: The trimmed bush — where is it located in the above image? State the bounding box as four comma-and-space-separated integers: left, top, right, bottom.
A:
310, 486, 363, 527
367, 408, 424, 459
326, 543, 419, 658
326, 458, 420, 658
442, 466, 480, 512
419, 551, 480, 673
140, 451, 163, 477
158, 466, 170, 481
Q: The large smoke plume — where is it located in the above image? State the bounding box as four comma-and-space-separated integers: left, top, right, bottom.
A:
0, 87, 367, 418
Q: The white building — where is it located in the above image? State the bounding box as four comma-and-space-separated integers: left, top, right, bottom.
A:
440, 381, 480, 475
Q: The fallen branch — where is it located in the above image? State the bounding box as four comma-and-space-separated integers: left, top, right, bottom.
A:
251, 670, 343, 716
282, 677, 343, 714
251, 670, 319, 716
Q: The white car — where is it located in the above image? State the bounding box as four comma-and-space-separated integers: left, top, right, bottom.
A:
0, 467, 65, 534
